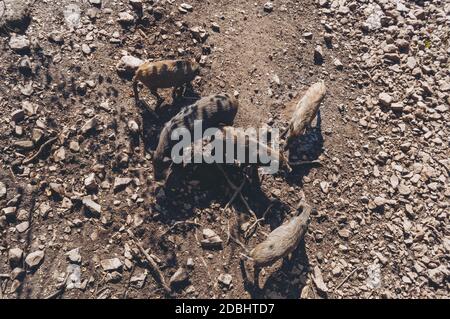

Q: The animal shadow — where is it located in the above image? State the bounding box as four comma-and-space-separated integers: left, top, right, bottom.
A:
285, 110, 324, 185
138, 92, 201, 153
242, 240, 310, 299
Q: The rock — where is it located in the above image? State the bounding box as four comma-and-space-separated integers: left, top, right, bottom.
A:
66, 248, 82, 264
117, 12, 135, 24
211, 22, 220, 32
130, 0, 143, 11
84, 173, 98, 192
116, 55, 144, 75
390, 102, 404, 112
14, 140, 34, 151
9, 34, 30, 52
11, 267, 25, 281
320, 181, 329, 194
406, 57, 417, 70
81, 117, 98, 134
8, 248, 24, 267
49, 183, 64, 196
113, 177, 132, 192
54, 147, 66, 162
186, 258, 195, 269
89, 0, 102, 6
25, 250, 45, 270
427, 266, 447, 287
18, 56, 32, 75
169, 267, 189, 287
101, 258, 122, 272
314, 45, 324, 65
106, 271, 122, 283
312, 265, 328, 293
63, 3, 81, 29
201, 228, 223, 249
22, 101, 36, 116
2, 207, 17, 219
31, 129, 43, 144
0, 0, 30, 32
332, 265, 342, 276
373, 196, 386, 208
398, 183, 411, 196
338, 229, 351, 239
303, 32, 313, 39
69, 141, 80, 152
130, 272, 147, 289
363, 4, 383, 31
179, 3, 193, 13
16, 221, 29, 233
82, 197, 101, 216
334, 58, 343, 70
263, 2, 274, 13
127, 120, 139, 134
378, 92, 393, 107
11, 109, 25, 122
81, 43, 91, 55
217, 273, 232, 287
190, 26, 208, 42
0, 182, 6, 199
49, 32, 64, 44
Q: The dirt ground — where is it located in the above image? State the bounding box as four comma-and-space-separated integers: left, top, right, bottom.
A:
0, 0, 448, 299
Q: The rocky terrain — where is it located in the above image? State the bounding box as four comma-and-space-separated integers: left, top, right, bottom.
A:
0, 0, 448, 299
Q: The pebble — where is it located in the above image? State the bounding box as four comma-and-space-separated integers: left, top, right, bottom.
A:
201, 228, 223, 249
66, 248, 82, 264
25, 250, 45, 270
16, 221, 29, 233
81, 43, 91, 55
9, 34, 30, 52
378, 92, 393, 107
82, 197, 102, 215
117, 12, 135, 24
0, 182, 6, 199
100, 258, 123, 272
217, 273, 232, 287
113, 177, 132, 192
84, 173, 98, 192
263, 2, 274, 13
314, 45, 324, 64
8, 248, 24, 267
116, 55, 144, 75
169, 267, 189, 287
11, 109, 25, 122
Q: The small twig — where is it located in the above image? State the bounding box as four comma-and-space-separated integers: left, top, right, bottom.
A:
22, 137, 58, 165
138, 29, 149, 40
333, 267, 359, 293
127, 229, 171, 295
200, 256, 212, 280
239, 253, 253, 261
226, 219, 231, 245
289, 159, 321, 166
244, 204, 273, 239
228, 234, 250, 253
225, 179, 246, 210
122, 265, 135, 299
9, 167, 17, 183
160, 220, 202, 237
216, 164, 257, 220
45, 274, 69, 299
